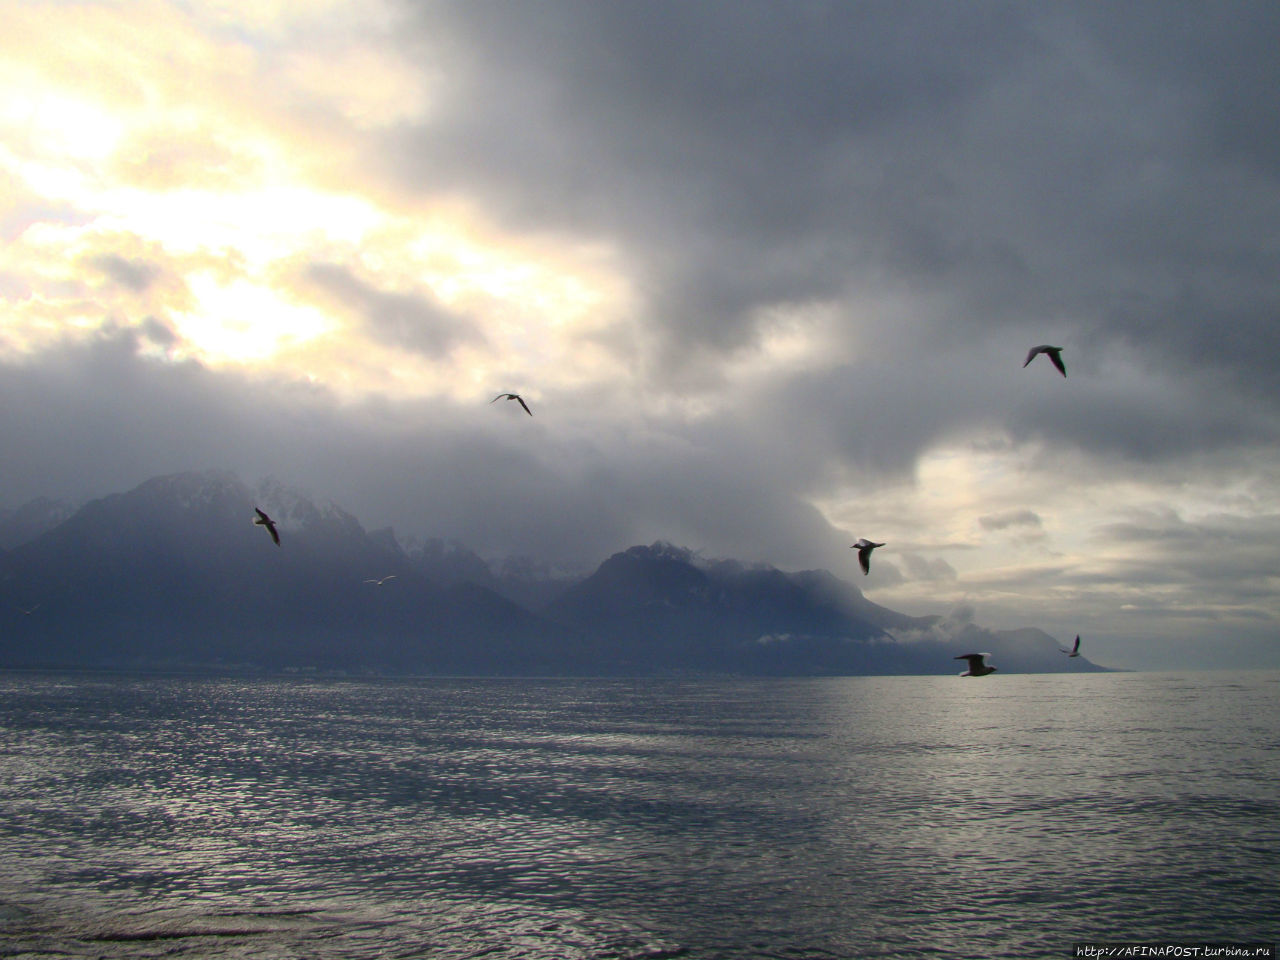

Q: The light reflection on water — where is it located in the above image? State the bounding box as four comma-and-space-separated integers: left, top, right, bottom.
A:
0, 671, 1277, 959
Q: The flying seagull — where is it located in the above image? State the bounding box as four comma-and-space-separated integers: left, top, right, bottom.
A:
1061, 634, 1081, 657
1023, 345, 1066, 377
364, 575, 398, 585
491, 393, 533, 416
955, 652, 998, 677
253, 507, 280, 546
851, 539, 885, 575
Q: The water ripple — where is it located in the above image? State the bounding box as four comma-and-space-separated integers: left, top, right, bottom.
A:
1, 671, 1277, 958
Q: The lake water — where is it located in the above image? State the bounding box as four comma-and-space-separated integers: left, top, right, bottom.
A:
0, 670, 1276, 959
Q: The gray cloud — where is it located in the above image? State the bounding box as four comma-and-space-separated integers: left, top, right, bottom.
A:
138, 316, 179, 348
979, 510, 1042, 532
374, 0, 1280, 464
382, 4, 1038, 369
301, 263, 484, 357
0, 327, 847, 568
901, 554, 958, 582
1092, 508, 1280, 598
88, 254, 163, 293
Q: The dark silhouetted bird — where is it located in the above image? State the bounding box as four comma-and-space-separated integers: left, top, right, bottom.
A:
851, 538, 885, 575
491, 393, 533, 416
253, 507, 280, 546
1023, 345, 1066, 377
1061, 635, 1081, 657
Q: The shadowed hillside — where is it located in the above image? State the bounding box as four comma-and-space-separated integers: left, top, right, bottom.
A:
0, 473, 1107, 676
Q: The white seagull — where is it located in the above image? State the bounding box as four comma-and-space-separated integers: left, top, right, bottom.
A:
364, 575, 398, 585
1023, 345, 1066, 377
253, 507, 280, 546
491, 393, 533, 416
955, 652, 998, 677
1061, 634, 1081, 657
851, 539, 885, 576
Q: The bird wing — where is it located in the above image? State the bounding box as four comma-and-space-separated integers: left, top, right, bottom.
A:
1023, 346, 1043, 367
857, 546, 871, 574
254, 507, 271, 522
516, 396, 532, 416
491, 394, 509, 403
1049, 350, 1067, 377
267, 524, 280, 545
1072, 635, 1080, 653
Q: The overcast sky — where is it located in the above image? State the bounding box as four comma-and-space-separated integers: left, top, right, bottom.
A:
3, 1, 1280, 670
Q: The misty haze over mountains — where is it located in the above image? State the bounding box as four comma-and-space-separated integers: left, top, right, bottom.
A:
0, 471, 1104, 676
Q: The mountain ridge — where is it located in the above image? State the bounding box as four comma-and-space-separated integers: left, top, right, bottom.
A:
0, 471, 1107, 676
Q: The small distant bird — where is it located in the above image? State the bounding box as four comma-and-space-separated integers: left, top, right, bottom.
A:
955, 652, 998, 677
1061, 634, 1081, 657
1023, 345, 1066, 377
851, 539, 885, 575
491, 393, 533, 416
11, 602, 39, 615
364, 575, 398, 585
253, 507, 280, 546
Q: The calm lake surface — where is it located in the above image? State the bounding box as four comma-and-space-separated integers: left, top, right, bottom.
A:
0, 670, 1276, 959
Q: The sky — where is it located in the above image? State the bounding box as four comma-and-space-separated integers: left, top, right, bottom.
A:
2, 0, 1280, 671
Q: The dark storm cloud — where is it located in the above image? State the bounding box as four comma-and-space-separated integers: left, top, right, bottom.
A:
379, 0, 1280, 466
1076, 1, 1280, 171
302, 262, 484, 356
386, 2, 1038, 361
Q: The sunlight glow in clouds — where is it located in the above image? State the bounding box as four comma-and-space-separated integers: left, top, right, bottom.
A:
173, 274, 332, 363
0, 84, 125, 169
0, 0, 631, 398
820, 437, 1280, 658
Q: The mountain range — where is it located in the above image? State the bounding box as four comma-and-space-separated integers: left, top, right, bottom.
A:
0, 471, 1106, 676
